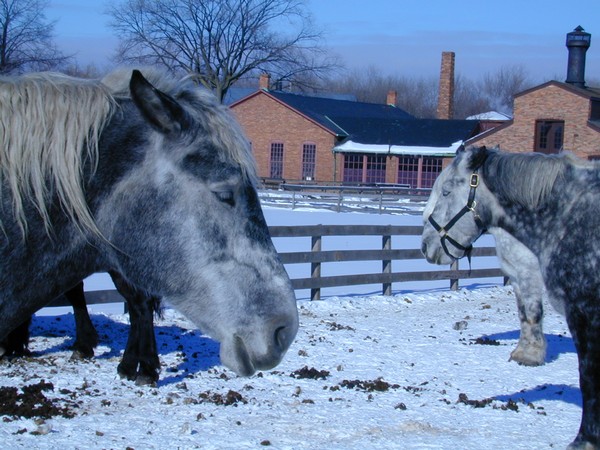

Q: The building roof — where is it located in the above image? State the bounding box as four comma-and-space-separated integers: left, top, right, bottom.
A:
231, 88, 482, 156
264, 90, 415, 137
515, 80, 600, 99
333, 119, 481, 156
466, 111, 512, 121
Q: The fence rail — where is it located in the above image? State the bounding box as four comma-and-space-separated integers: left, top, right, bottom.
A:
258, 186, 429, 214
270, 224, 501, 300
50, 224, 503, 308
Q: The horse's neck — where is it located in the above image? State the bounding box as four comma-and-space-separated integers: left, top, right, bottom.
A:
493, 178, 569, 256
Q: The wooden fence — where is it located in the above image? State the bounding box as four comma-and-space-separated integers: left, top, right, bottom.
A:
259, 184, 430, 214
50, 224, 503, 308
270, 224, 503, 300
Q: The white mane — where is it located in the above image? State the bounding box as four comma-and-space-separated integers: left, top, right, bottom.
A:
0, 72, 115, 237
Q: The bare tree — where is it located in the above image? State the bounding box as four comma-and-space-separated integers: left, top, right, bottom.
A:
107, 0, 337, 102
478, 64, 533, 114
322, 66, 438, 118
0, 0, 70, 74
453, 74, 492, 119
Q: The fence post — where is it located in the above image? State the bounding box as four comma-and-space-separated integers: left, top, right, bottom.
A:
311, 234, 322, 300
382, 233, 392, 296
450, 260, 459, 291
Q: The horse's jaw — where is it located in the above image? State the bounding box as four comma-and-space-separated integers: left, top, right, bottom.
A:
421, 231, 457, 265
422, 246, 455, 266
219, 313, 299, 377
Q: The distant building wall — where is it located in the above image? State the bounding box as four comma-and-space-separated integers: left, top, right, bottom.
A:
469, 83, 600, 158
231, 93, 337, 181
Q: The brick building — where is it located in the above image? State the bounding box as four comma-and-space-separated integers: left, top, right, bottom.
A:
230, 53, 480, 188
467, 26, 600, 159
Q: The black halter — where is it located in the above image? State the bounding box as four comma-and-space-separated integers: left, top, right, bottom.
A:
427, 169, 486, 262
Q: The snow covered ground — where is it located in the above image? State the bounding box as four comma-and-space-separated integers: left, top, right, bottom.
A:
0, 204, 581, 449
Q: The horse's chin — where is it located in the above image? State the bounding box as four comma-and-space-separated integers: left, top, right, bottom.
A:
219, 335, 285, 377
422, 241, 455, 265
220, 335, 256, 376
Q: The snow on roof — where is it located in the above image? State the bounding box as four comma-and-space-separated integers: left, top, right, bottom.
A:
333, 139, 463, 156
466, 111, 512, 121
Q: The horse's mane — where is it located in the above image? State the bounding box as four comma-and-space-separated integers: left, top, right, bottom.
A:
475, 148, 576, 209
0, 68, 256, 238
0, 72, 115, 237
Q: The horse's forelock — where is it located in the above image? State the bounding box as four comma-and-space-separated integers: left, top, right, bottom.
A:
477, 148, 566, 209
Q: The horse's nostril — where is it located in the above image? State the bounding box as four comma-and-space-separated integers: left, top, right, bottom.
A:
421, 242, 427, 255
274, 326, 291, 351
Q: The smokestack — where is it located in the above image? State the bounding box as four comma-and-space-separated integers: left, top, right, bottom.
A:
436, 52, 455, 120
259, 73, 270, 90
565, 26, 591, 89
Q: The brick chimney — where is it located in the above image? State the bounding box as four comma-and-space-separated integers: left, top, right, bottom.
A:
436, 52, 455, 120
259, 73, 270, 90
386, 90, 398, 106
385, 89, 398, 106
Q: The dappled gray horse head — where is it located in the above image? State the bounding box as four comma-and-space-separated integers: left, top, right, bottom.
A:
421, 147, 491, 265
97, 70, 299, 376
0, 69, 298, 377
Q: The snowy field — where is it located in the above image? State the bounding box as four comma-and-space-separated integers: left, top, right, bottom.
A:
0, 204, 581, 449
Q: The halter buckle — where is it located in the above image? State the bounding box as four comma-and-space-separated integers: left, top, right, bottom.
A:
470, 173, 479, 188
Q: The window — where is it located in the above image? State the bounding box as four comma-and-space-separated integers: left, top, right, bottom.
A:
270, 142, 284, 178
397, 155, 419, 188
302, 143, 316, 180
343, 153, 364, 183
421, 157, 443, 188
366, 155, 386, 184
535, 120, 564, 154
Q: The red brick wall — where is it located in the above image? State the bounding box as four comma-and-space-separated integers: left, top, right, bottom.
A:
231, 93, 337, 181
471, 84, 600, 158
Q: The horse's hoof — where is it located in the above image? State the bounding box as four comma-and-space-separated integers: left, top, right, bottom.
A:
567, 439, 598, 450
134, 374, 158, 387
117, 365, 138, 381
70, 350, 94, 360
509, 347, 545, 366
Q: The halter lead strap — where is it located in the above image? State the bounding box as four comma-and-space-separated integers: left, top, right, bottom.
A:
428, 169, 485, 262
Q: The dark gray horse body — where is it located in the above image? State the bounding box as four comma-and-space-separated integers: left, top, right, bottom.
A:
0, 69, 298, 377
421, 146, 599, 449
2, 275, 162, 385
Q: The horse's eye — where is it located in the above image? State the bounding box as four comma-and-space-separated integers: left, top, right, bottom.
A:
214, 190, 235, 207
442, 189, 451, 197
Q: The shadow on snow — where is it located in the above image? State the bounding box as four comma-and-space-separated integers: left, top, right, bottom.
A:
29, 313, 221, 386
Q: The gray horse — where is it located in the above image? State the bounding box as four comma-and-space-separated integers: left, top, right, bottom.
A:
0, 68, 298, 377
424, 155, 564, 366
421, 145, 599, 450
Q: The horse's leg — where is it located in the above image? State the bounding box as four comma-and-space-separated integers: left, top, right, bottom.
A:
508, 276, 547, 366
493, 231, 547, 366
565, 299, 600, 449
0, 318, 32, 357
65, 282, 99, 359
110, 271, 161, 386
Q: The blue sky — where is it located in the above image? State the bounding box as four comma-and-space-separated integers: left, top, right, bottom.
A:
46, 0, 599, 83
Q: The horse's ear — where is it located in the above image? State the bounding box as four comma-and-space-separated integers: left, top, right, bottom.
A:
468, 146, 489, 170
129, 70, 190, 134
